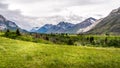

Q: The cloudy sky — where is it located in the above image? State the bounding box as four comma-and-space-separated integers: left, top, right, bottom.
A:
0, 0, 120, 30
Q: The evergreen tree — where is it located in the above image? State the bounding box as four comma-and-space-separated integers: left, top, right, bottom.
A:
6, 29, 10, 32
90, 37, 94, 43
104, 37, 108, 44
5, 29, 10, 36
16, 29, 21, 36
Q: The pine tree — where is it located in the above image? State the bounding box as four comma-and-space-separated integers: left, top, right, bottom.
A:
16, 29, 21, 36
5, 29, 10, 36
90, 37, 94, 43
104, 37, 108, 44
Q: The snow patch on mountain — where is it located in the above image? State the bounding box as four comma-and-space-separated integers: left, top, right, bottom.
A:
77, 18, 103, 33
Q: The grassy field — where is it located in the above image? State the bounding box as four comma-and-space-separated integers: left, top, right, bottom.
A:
0, 34, 120, 68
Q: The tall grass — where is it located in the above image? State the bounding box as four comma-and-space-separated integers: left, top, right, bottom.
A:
0, 34, 120, 68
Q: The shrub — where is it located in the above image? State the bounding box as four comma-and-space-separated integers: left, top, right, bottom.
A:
107, 40, 120, 47
67, 39, 74, 45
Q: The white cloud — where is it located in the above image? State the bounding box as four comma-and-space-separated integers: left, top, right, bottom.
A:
3, 0, 119, 17
0, 0, 120, 30
0, 2, 40, 30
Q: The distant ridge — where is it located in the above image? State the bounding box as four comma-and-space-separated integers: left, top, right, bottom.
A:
31, 17, 96, 34
88, 7, 120, 34
0, 14, 27, 32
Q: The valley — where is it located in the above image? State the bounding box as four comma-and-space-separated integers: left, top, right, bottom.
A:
0, 1, 120, 68
0, 33, 120, 68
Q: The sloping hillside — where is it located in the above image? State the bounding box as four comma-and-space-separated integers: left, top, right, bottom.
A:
89, 7, 120, 34
0, 15, 19, 31
0, 15, 27, 32
0, 33, 120, 68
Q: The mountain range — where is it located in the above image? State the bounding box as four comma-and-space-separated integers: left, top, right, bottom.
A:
88, 7, 120, 34
0, 15, 27, 32
66, 17, 96, 33
0, 7, 120, 34
31, 7, 120, 34
31, 17, 97, 34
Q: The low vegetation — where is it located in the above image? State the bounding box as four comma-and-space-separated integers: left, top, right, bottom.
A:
3, 30, 120, 47
0, 33, 120, 68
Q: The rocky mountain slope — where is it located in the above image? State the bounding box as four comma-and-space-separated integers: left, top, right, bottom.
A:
34, 24, 54, 33
0, 14, 27, 32
66, 17, 96, 34
89, 7, 120, 34
31, 17, 96, 34
46, 22, 75, 33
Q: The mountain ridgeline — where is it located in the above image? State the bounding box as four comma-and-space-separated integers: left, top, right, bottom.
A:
0, 15, 27, 32
88, 7, 120, 34
31, 7, 120, 34
1, 7, 120, 34
31, 17, 97, 34
0, 15, 18, 31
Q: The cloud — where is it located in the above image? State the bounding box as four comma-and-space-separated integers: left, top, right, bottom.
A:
0, 3, 8, 9
3, 0, 111, 17
0, 2, 40, 30
5, 0, 107, 5
0, 0, 120, 30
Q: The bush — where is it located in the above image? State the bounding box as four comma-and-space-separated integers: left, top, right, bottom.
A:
67, 39, 74, 45
107, 40, 120, 47
17, 35, 33, 42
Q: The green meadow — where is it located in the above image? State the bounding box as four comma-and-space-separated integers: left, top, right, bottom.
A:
0, 32, 120, 68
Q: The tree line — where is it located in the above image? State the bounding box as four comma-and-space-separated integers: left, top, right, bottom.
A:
3, 29, 120, 47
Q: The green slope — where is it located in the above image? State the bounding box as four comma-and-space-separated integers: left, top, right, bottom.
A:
0, 35, 120, 68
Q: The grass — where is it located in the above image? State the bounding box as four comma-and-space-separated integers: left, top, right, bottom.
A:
0, 34, 120, 68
